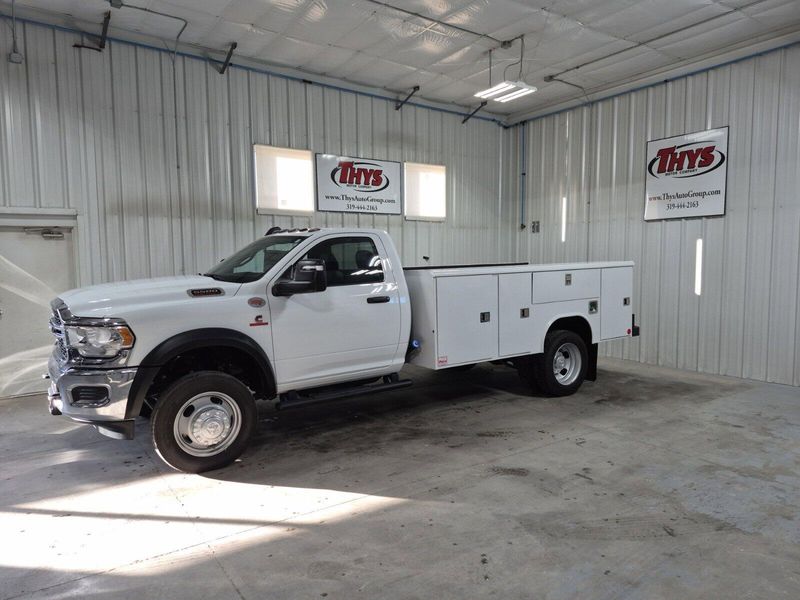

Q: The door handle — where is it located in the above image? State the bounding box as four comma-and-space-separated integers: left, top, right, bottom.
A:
367, 296, 390, 304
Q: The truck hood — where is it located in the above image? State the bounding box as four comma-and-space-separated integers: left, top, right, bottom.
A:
57, 276, 242, 318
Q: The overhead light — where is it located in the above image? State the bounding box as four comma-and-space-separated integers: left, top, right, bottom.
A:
474, 82, 515, 99
495, 82, 537, 102
694, 238, 703, 296
496, 88, 535, 102
475, 80, 537, 103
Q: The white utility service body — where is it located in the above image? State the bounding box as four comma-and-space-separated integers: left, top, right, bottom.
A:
45, 227, 636, 472
405, 262, 634, 370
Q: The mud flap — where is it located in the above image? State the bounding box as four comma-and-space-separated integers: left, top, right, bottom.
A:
586, 343, 598, 381
93, 420, 135, 440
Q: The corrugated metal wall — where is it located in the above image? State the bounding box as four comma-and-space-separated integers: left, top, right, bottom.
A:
0, 20, 515, 286
3, 20, 798, 386
514, 43, 800, 386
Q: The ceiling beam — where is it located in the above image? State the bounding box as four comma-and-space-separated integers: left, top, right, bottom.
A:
506, 29, 800, 125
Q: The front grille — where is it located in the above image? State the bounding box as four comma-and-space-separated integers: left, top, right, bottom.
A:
56, 338, 69, 363
50, 311, 69, 364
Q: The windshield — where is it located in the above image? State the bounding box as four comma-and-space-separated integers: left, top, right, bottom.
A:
204, 235, 306, 283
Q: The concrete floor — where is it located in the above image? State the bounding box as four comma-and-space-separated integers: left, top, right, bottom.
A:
1, 358, 799, 600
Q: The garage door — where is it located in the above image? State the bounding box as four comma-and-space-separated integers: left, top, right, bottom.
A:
0, 226, 76, 399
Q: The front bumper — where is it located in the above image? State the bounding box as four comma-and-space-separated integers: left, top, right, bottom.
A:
47, 352, 138, 440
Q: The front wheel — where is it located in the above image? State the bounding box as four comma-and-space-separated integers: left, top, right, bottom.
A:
151, 371, 257, 473
527, 330, 588, 397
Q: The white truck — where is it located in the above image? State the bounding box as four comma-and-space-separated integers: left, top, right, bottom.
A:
46, 228, 638, 472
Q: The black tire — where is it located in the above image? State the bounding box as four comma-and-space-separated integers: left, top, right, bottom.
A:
527, 330, 588, 397
138, 401, 153, 419
151, 371, 257, 473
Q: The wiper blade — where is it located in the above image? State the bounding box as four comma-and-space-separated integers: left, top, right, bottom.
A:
201, 273, 226, 281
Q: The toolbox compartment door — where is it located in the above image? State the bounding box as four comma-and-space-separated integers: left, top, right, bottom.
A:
600, 266, 633, 340
499, 272, 535, 357
435, 275, 498, 367
532, 269, 600, 304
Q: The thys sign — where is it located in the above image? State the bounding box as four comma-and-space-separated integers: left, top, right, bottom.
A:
644, 127, 728, 221
316, 154, 402, 215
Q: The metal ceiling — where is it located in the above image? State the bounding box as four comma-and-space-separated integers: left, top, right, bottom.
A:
4, 0, 800, 119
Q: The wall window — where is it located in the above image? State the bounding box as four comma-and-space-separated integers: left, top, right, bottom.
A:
253, 145, 314, 215
404, 162, 446, 221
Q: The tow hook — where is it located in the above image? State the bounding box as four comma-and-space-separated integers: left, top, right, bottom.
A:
47, 378, 62, 416
48, 399, 62, 416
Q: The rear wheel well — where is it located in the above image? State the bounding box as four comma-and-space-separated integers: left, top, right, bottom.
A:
142, 346, 273, 414
548, 316, 592, 346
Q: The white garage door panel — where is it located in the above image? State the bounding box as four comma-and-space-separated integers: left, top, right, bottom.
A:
0, 227, 75, 399
436, 275, 498, 366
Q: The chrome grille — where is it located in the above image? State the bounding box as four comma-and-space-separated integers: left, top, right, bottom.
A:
50, 311, 69, 364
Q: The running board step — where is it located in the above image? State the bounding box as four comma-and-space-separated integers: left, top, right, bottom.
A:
277, 378, 413, 410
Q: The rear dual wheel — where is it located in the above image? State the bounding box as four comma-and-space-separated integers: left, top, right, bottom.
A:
523, 330, 588, 397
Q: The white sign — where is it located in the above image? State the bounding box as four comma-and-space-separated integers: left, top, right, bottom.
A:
644, 127, 728, 221
316, 154, 402, 214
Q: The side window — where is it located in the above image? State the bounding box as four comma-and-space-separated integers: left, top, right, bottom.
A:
303, 237, 384, 286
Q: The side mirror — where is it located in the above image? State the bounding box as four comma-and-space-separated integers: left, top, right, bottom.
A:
272, 259, 327, 297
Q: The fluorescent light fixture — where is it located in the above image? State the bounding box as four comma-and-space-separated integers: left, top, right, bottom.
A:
474, 82, 515, 99
496, 86, 537, 103
561, 196, 567, 242
474, 80, 537, 103
694, 238, 703, 296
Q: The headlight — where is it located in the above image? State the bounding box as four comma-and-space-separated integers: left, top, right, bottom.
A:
65, 325, 135, 358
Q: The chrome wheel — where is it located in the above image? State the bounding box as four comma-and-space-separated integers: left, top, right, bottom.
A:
552, 342, 581, 386
173, 392, 242, 457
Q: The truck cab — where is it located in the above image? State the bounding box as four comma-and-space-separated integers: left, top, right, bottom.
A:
261, 230, 410, 391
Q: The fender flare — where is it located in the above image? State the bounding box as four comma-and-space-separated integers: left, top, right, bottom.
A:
125, 328, 276, 418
